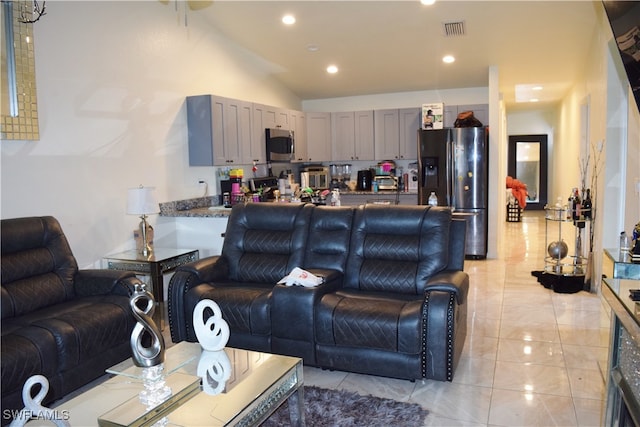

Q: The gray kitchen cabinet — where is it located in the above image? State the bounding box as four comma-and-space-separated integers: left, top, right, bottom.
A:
305, 112, 332, 162
251, 104, 268, 164
398, 108, 420, 160
354, 111, 375, 161
290, 110, 307, 163
374, 109, 400, 160
374, 108, 419, 161
256, 103, 291, 130
331, 111, 374, 161
443, 104, 489, 128
186, 95, 250, 166
331, 111, 355, 161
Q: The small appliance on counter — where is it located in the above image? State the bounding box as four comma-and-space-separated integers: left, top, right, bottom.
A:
249, 176, 279, 200
373, 175, 399, 191
375, 160, 396, 176
357, 169, 373, 191
329, 164, 352, 190
301, 165, 329, 190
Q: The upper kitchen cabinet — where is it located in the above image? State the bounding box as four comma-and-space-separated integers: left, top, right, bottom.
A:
304, 112, 332, 162
374, 109, 399, 160
443, 104, 489, 128
331, 111, 375, 161
186, 95, 252, 166
256, 103, 291, 130
398, 108, 421, 160
290, 110, 307, 163
374, 108, 419, 161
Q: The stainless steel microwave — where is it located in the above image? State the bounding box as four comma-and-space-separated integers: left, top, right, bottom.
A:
266, 128, 294, 162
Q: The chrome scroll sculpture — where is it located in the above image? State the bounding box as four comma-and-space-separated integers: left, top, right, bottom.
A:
130, 282, 165, 368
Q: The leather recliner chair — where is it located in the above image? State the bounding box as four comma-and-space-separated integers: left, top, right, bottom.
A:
314, 205, 468, 380
170, 203, 313, 352
1, 216, 139, 424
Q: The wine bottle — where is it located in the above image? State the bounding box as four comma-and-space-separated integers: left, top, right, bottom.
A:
582, 189, 592, 219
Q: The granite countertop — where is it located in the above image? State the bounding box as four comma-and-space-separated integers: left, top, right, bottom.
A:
159, 191, 419, 218
159, 196, 232, 218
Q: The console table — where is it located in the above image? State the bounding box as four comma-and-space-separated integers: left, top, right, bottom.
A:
604, 248, 640, 280
104, 248, 199, 329
602, 278, 640, 426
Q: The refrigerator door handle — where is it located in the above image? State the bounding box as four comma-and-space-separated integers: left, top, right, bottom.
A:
447, 139, 453, 207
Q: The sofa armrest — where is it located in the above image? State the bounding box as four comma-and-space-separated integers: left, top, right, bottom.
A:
167, 256, 228, 343
74, 269, 140, 297
271, 268, 343, 361
425, 270, 469, 304
422, 270, 469, 381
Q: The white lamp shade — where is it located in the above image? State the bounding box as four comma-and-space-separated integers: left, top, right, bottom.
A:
127, 187, 159, 215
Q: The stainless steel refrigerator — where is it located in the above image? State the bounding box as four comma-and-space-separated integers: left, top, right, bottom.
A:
418, 127, 489, 259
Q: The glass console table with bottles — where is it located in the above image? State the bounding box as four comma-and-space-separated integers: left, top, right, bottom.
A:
544, 206, 590, 276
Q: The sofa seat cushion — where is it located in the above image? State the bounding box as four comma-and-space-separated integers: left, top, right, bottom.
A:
316, 290, 422, 354
2, 295, 133, 372
1, 327, 59, 393
186, 282, 272, 337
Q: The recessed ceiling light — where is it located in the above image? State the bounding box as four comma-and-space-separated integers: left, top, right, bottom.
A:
282, 14, 296, 25
420, 0, 436, 5
327, 65, 338, 74
306, 44, 320, 52
442, 55, 455, 64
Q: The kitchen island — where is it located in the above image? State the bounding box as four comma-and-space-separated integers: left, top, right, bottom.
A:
155, 192, 419, 256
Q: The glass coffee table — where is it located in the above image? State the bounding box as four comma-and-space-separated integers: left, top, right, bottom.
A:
39, 342, 305, 426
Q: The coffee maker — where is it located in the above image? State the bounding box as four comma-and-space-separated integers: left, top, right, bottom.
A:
357, 169, 372, 191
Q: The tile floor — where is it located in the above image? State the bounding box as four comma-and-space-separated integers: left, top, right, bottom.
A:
302, 210, 611, 426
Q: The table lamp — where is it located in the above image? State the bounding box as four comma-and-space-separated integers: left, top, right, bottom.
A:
127, 185, 158, 256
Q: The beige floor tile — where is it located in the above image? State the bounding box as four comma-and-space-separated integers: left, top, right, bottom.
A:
410, 381, 492, 425
562, 343, 609, 371
461, 335, 499, 360
488, 388, 578, 426
452, 356, 496, 387
573, 397, 605, 427
497, 338, 565, 367
558, 324, 611, 347
567, 367, 606, 400
493, 361, 572, 396
467, 314, 501, 338
499, 320, 561, 343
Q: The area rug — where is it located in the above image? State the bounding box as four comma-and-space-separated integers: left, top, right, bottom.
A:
261, 385, 429, 427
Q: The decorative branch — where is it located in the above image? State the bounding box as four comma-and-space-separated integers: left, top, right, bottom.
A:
588, 139, 605, 252
18, 0, 46, 24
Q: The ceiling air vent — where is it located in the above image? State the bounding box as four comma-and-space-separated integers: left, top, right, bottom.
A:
442, 20, 466, 37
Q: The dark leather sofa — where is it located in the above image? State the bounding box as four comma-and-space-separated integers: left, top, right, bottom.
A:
1, 216, 139, 423
169, 203, 468, 381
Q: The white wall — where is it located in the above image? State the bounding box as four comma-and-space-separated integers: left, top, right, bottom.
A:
0, 1, 300, 267
303, 87, 488, 112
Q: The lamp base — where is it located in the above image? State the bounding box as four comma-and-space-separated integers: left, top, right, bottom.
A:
135, 216, 154, 256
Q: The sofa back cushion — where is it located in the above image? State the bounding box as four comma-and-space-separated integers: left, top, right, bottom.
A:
1, 216, 78, 319
221, 203, 312, 283
344, 205, 451, 295
303, 206, 354, 273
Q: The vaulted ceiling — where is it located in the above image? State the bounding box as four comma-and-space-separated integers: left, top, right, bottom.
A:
193, 1, 601, 109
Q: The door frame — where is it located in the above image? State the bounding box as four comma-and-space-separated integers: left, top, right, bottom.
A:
508, 134, 548, 211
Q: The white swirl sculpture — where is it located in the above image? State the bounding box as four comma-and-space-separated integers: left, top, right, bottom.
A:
9, 375, 70, 427
193, 299, 230, 351
130, 283, 165, 367
197, 350, 232, 395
